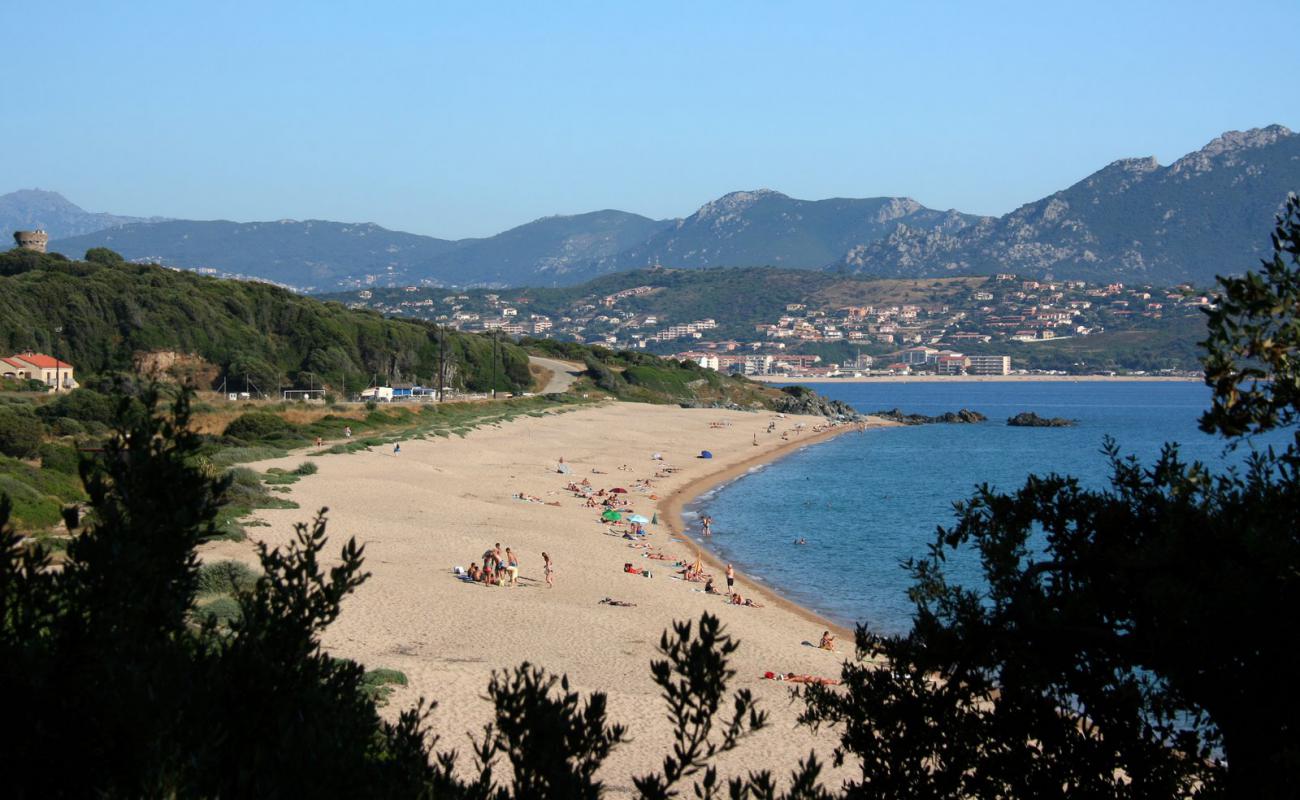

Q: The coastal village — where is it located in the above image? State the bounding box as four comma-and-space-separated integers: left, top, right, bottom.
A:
346, 273, 1212, 378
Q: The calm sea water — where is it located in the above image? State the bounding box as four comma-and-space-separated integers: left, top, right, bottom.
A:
686, 381, 1284, 634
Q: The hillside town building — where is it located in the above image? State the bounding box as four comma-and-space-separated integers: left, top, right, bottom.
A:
1, 353, 77, 391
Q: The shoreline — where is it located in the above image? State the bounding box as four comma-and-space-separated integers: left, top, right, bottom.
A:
750, 374, 1201, 384
658, 421, 884, 640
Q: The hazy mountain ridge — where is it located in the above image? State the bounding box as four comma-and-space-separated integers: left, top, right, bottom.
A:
10, 124, 1298, 289
0, 188, 166, 239
423, 210, 673, 286
591, 190, 986, 274
833, 125, 1300, 283
51, 218, 458, 292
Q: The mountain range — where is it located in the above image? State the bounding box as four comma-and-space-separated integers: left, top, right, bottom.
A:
833, 125, 1299, 283
5, 125, 1295, 290
0, 189, 167, 239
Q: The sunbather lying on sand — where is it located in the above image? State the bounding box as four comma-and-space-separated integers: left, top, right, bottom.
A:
599, 597, 637, 607
730, 593, 763, 607
761, 671, 840, 686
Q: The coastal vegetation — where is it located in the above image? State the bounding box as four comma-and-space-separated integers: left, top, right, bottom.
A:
526, 338, 788, 408
0, 247, 532, 395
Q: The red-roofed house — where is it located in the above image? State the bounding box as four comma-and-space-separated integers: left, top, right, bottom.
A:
2, 353, 77, 391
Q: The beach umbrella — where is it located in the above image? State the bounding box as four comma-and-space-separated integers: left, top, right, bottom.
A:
699, 450, 713, 459
611, 487, 628, 493
628, 514, 649, 524
651, 512, 659, 525
557, 463, 571, 474
601, 510, 623, 522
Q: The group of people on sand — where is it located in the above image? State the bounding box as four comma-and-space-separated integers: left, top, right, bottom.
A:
464, 543, 554, 589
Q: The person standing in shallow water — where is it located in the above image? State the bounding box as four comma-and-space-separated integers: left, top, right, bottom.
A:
702, 515, 712, 536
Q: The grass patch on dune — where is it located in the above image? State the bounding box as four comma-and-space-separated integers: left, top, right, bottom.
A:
361, 668, 408, 705
194, 560, 260, 629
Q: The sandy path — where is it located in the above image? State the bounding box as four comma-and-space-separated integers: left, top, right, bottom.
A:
202, 402, 885, 794
528, 356, 584, 394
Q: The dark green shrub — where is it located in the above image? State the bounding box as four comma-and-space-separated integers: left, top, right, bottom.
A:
39, 443, 80, 474
223, 412, 296, 443
49, 416, 85, 436
37, 388, 117, 425
360, 668, 408, 704
293, 461, 318, 476
196, 596, 241, 626
0, 408, 43, 459
84, 247, 126, 265
197, 560, 259, 595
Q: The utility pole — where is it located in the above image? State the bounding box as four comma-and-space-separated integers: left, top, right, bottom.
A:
437, 326, 445, 402
53, 326, 62, 392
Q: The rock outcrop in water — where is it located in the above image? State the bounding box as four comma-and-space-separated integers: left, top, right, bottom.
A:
871, 408, 987, 425
1007, 412, 1076, 428
772, 390, 861, 420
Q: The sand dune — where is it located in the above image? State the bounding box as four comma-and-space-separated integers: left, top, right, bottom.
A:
202, 401, 889, 794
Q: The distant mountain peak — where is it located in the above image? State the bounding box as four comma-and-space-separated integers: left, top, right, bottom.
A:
1200, 124, 1292, 154
1170, 124, 1294, 175
873, 197, 925, 222
694, 189, 788, 219
1, 188, 165, 240
1103, 156, 1161, 174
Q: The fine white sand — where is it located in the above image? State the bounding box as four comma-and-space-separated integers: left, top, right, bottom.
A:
201, 402, 889, 794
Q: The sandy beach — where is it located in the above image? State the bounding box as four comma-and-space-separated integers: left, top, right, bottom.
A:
201, 401, 888, 794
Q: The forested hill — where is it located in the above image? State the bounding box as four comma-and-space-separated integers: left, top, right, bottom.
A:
0, 248, 532, 395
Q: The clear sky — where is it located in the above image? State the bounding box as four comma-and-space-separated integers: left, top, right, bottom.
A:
5, 0, 1293, 238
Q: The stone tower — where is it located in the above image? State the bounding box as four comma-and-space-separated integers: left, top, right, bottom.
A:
13, 230, 49, 253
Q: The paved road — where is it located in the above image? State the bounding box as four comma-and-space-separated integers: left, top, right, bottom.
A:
529, 356, 584, 394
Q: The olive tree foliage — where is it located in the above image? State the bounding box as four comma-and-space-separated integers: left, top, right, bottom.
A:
799, 196, 1300, 799
1201, 193, 1300, 440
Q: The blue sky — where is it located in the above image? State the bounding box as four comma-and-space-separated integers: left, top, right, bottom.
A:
6, 0, 1293, 237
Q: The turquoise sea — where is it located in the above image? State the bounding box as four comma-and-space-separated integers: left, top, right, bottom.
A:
685, 381, 1286, 634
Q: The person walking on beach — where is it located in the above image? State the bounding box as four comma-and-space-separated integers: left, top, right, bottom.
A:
344, 425, 353, 438
505, 547, 520, 587
726, 563, 735, 593
542, 551, 554, 588
393, 443, 401, 456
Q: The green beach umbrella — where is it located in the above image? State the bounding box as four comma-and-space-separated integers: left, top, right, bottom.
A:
651, 512, 658, 525
601, 510, 622, 522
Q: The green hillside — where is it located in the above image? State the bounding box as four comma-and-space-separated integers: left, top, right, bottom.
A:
0, 248, 531, 395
